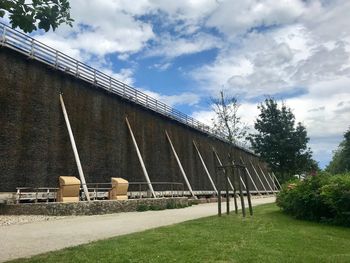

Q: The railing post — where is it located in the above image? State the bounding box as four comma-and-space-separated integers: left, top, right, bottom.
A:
30, 39, 34, 58
75, 62, 79, 76
55, 51, 58, 68
1, 26, 6, 45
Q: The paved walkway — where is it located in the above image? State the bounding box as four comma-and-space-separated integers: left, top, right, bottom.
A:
0, 196, 275, 262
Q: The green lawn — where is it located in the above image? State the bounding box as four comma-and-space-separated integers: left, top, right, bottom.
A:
11, 203, 350, 263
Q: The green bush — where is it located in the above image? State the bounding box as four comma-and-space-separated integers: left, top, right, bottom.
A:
149, 205, 165, 211
166, 201, 176, 209
276, 173, 350, 226
320, 176, 350, 225
166, 201, 188, 209
136, 204, 149, 212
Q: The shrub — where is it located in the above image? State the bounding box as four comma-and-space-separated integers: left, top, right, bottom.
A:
166, 201, 188, 209
149, 205, 165, 211
276, 173, 350, 226
136, 204, 149, 212
166, 201, 176, 209
320, 175, 350, 226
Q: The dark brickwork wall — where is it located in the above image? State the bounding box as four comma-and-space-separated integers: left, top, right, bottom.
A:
0, 48, 273, 192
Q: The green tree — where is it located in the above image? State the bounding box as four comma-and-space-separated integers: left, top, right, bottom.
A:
0, 0, 73, 33
211, 90, 248, 145
211, 90, 248, 192
249, 98, 317, 182
326, 128, 350, 174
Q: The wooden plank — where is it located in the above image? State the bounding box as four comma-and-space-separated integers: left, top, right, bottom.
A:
193, 141, 218, 194
165, 130, 196, 199
272, 172, 282, 190
239, 157, 261, 196
212, 149, 235, 191
125, 117, 156, 198
249, 160, 269, 194
258, 164, 275, 194
59, 94, 90, 201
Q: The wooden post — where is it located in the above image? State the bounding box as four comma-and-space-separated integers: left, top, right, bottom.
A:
243, 168, 253, 216
193, 141, 218, 195
230, 166, 238, 214
59, 94, 90, 202
218, 189, 222, 217
213, 148, 235, 192
125, 117, 156, 198
232, 159, 247, 192
226, 174, 230, 215
237, 167, 246, 217
165, 131, 196, 199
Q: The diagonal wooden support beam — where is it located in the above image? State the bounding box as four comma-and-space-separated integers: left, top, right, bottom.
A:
193, 141, 218, 195
249, 160, 268, 194
268, 172, 278, 191
258, 164, 275, 194
125, 117, 156, 198
240, 157, 262, 196
272, 172, 282, 190
165, 130, 196, 199
212, 148, 235, 192
231, 159, 247, 190
59, 94, 90, 202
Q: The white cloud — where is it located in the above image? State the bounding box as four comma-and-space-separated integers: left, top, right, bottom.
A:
33, 0, 155, 61
141, 89, 200, 107
102, 67, 135, 86
145, 32, 221, 58
192, 22, 350, 98
207, 0, 305, 37
150, 62, 172, 71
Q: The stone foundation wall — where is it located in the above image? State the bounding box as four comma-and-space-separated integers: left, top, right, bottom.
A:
0, 197, 188, 216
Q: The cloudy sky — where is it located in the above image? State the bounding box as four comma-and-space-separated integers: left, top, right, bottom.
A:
8, 0, 350, 168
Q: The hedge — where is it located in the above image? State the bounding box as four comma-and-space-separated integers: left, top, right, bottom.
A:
276, 173, 350, 226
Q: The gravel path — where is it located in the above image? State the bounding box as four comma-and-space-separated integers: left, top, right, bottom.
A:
0, 196, 275, 262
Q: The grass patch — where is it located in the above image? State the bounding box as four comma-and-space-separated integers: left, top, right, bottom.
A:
11, 203, 350, 263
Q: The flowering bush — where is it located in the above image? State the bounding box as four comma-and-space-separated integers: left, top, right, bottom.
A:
276, 173, 350, 226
